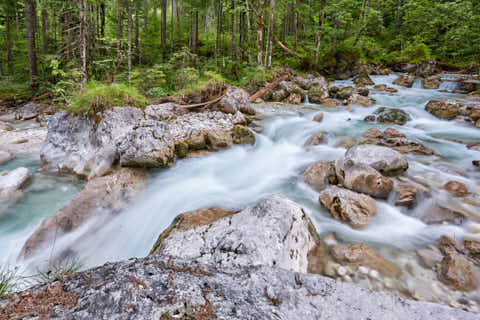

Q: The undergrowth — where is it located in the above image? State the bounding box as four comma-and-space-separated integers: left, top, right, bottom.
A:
67, 82, 147, 116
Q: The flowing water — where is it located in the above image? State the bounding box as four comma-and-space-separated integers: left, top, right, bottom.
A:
3, 74, 480, 281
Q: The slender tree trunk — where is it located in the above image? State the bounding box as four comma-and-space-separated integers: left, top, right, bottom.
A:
192, 0, 198, 65
232, 0, 237, 61
154, 0, 158, 17
333, 5, 338, 57
245, 0, 252, 64
135, 0, 140, 63
395, 0, 401, 33
6, 9, 13, 76
41, 5, 48, 52
144, 0, 148, 30
128, 0, 132, 84
161, 0, 167, 60
293, 0, 297, 50
215, 0, 222, 68
239, 10, 244, 61
267, 0, 274, 67
15, 2, 21, 34
314, 1, 325, 65
80, 0, 87, 88
117, 0, 123, 64
171, 0, 175, 51
25, 0, 38, 83
256, 0, 264, 66
100, 4, 106, 37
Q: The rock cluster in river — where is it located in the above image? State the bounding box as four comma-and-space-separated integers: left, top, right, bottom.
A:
40, 89, 256, 179
425, 98, 480, 128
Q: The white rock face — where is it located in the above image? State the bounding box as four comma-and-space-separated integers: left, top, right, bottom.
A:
342, 144, 408, 177
0, 150, 13, 165
0, 167, 30, 204
154, 194, 318, 273
41, 105, 248, 179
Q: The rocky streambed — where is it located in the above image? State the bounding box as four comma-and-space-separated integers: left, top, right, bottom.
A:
1, 71, 480, 318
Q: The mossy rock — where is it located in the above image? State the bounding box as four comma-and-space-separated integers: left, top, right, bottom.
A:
232, 125, 255, 145
186, 131, 206, 150
367, 107, 411, 125
149, 207, 238, 255
175, 141, 189, 158
206, 130, 233, 150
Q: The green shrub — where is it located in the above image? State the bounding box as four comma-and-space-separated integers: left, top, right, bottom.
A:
67, 82, 147, 116
394, 42, 432, 64
0, 81, 35, 101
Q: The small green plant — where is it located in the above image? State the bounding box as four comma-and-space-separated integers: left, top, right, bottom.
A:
67, 82, 147, 116
33, 258, 83, 285
0, 267, 20, 297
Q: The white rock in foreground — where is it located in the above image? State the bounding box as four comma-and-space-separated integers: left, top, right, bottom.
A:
152, 194, 318, 273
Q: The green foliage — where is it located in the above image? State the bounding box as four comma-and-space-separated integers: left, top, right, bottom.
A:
33, 259, 83, 285
67, 82, 147, 116
0, 81, 35, 100
394, 42, 432, 64
0, 267, 19, 297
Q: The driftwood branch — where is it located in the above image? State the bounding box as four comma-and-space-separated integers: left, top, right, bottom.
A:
249, 74, 289, 102
177, 90, 227, 109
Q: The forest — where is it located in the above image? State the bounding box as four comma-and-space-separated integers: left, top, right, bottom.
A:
0, 0, 479, 108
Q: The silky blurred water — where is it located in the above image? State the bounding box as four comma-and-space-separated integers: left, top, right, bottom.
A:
4, 73, 480, 273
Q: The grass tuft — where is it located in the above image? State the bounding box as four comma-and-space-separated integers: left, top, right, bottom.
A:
67, 82, 147, 116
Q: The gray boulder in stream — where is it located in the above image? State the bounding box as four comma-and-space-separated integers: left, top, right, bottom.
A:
341, 144, 409, 177
0, 167, 29, 204
151, 194, 320, 273
319, 186, 377, 228
364, 107, 411, 125
41, 108, 175, 179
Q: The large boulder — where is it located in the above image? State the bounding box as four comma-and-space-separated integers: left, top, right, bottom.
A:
337, 86, 355, 100
319, 186, 377, 228
393, 74, 416, 88
151, 194, 320, 273
302, 161, 337, 192
422, 76, 441, 89
438, 252, 479, 292
271, 88, 290, 102
41, 105, 245, 178
341, 144, 409, 177
20, 168, 149, 259
308, 82, 329, 104
0, 150, 13, 165
330, 243, 400, 277
279, 81, 305, 100
361, 128, 435, 156
41, 108, 175, 179
15, 103, 40, 120
347, 94, 376, 107
365, 107, 411, 125
0, 167, 30, 205
336, 162, 393, 199
353, 73, 375, 86
217, 87, 254, 115
0, 255, 475, 320
425, 100, 458, 120
415, 60, 440, 78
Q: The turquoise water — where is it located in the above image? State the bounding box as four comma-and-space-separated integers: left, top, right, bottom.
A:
0, 155, 83, 267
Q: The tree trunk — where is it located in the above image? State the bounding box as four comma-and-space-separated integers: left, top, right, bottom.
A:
256, 0, 264, 66
192, 0, 198, 64
161, 0, 167, 60
41, 5, 48, 52
232, 0, 237, 61
25, 0, 38, 83
215, 0, 222, 68
144, 0, 148, 30
128, 0, 132, 84
6, 8, 13, 76
117, 0, 124, 64
267, 0, 274, 67
171, 0, 175, 51
80, 0, 87, 88
395, 0, 401, 33
239, 10, 244, 61
135, 0, 140, 64
100, 3, 106, 37
245, 0, 252, 64
333, 5, 338, 57
293, 0, 297, 50
154, 0, 158, 17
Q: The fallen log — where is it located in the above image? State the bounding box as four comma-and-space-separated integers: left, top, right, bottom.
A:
249, 74, 289, 102
177, 90, 227, 109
